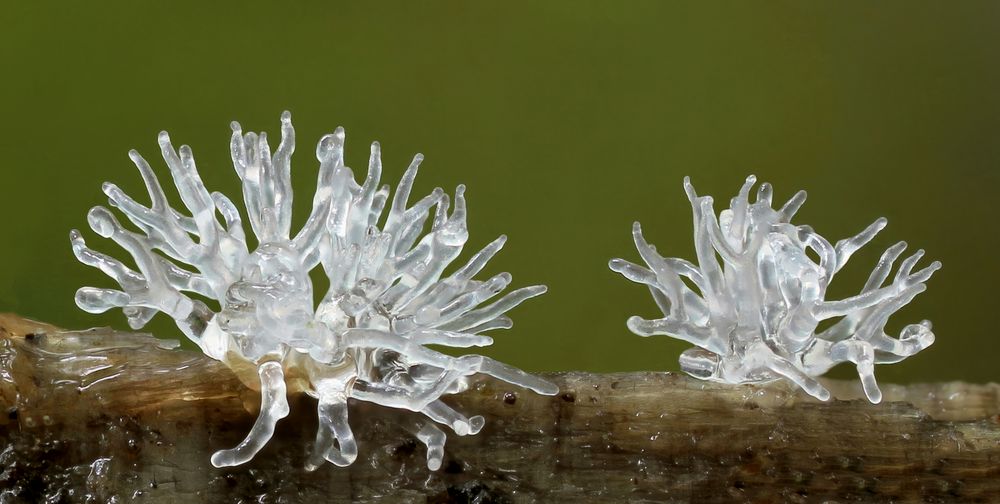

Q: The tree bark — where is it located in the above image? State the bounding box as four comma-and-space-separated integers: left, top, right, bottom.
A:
0, 313, 998, 503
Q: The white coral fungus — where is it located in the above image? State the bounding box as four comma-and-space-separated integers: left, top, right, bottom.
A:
71, 111, 557, 470
610, 176, 940, 403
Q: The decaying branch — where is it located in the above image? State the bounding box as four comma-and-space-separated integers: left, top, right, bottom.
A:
1, 313, 998, 503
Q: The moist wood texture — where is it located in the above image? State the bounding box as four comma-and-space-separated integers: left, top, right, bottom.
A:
0, 313, 998, 503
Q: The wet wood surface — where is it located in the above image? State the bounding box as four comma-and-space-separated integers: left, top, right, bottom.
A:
1, 313, 998, 503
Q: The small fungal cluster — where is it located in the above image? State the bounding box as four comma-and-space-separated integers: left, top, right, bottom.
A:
71, 112, 557, 470
610, 176, 940, 403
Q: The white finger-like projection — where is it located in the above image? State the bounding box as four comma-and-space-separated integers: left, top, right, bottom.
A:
610, 175, 940, 403
72, 111, 557, 470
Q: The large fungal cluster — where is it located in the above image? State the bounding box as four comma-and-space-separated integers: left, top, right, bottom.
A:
610, 176, 940, 403
71, 112, 557, 470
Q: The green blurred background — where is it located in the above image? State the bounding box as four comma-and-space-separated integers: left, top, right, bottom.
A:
1, 2, 997, 383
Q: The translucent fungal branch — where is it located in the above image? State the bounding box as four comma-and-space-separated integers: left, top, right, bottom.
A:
610, 175, 940, 403
72, 111, 557, 470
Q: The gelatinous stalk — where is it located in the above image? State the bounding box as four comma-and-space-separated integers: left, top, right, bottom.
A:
211, 362, 290, 467
306, 382, 357, 470
410, 421, 447, 471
